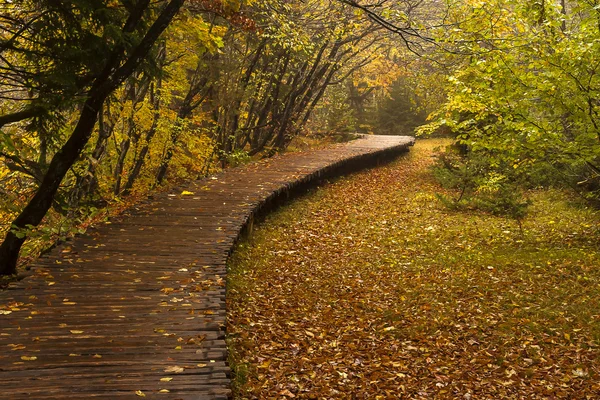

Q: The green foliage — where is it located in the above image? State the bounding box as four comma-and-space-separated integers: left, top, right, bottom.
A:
224, 149, 251, 167
373, 76, 427, 135
325, 85, 358, 134
432, 142, 531, 224
420, 0, 600, 206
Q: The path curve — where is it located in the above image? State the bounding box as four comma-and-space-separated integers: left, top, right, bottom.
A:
0, 135, 414, 399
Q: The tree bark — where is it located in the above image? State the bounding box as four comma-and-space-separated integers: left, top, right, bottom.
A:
0, 93, 105, 274
0, 0, 185, 275
0, 106, 45, 129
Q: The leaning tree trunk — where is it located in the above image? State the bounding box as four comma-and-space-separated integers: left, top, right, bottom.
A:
0, 93, 106, 274
0, 0, 185, 275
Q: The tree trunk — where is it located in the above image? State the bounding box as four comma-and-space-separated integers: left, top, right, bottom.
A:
123, 87, 162, 194
0, 0, 185, 275
113, 138, 131, 195
0, 93, 105, 274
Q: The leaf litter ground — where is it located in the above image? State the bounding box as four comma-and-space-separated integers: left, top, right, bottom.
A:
227, 139, 600, 399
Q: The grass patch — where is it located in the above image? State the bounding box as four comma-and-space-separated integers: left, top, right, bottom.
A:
227, 138, 600, 398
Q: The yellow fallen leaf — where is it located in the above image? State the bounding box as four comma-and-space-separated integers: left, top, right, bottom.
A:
164, 366, 184, 373
181, 190, 195, 195
160, 377, 173, 382
158, 389, 170, 393
197, 363, 207, 368
69, 353, 81, 357
0, 310, 12, 315
70, 330, 84, 334
135, 390, 146, 397
93, 354, 102, 358
21, 356, 37, 361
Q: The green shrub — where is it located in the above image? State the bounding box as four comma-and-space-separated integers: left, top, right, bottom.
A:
432, 142, 531, 227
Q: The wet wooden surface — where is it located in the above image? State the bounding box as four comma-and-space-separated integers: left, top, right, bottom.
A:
0, 135, 414, 399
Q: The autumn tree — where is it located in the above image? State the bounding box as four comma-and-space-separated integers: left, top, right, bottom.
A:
0, 0, 186, 275
201, 0, 389, 159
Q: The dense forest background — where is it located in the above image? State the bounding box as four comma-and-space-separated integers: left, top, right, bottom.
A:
1, 0, 600, 274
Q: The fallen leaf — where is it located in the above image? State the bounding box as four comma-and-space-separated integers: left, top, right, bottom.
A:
164, 366, 184, 373
278, 389, 295, 398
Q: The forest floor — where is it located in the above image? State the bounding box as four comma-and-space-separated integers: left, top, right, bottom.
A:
227, 138, 600, 399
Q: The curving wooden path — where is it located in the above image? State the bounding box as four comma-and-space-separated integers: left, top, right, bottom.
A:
0, 135, 414, 399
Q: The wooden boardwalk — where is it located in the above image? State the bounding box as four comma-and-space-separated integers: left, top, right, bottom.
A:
0, 135, 414, 399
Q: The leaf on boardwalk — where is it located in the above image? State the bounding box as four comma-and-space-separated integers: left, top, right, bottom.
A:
164, 366, 184, 373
